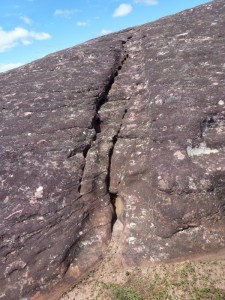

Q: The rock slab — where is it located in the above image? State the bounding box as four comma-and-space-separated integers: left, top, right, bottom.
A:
0, 0, 225, 299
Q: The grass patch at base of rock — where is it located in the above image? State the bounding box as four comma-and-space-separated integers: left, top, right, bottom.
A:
96, 261, 225, 300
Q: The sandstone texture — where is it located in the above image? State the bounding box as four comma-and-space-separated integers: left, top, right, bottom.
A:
0, 0, 225, 299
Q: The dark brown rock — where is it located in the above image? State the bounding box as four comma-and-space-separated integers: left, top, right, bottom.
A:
0, 0, 225, 298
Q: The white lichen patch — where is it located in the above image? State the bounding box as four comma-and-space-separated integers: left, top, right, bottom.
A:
5, 260, 26, 276
3, 196, 9, 203
187, 142, 219, 157
155, 94, 163, 105
157, 51, 168, 56
81, 240, 95, 246
34, 186, 44, 198
134, 245, 146, 253
127, 237, 137, 245
174, 150, 186, 160
24, 112, 32, 116
218, 100, 224, 106
176, 32, 189, 37
127, 124, 137, 129
141, 209, 147, 216
127, 222, 137, 229
188, 177, 197, 190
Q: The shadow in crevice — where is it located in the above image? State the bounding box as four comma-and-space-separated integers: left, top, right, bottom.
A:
109, 192, 118, 231
92, 114, 101, 134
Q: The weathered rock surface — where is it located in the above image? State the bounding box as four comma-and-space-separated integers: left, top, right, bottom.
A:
0, 0, 225, 299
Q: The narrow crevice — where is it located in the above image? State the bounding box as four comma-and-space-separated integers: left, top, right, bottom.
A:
70, 38, 131, 217
95, 50, 129, 112
99, 45, 130, 228
109, 192, 118, 230
107, 106, 128, 230
106, 107, 128, 193
106, 136, 117, 192
92, 114, 101, 134
67, 143, 91, 159
77, 143, 92, 193
82, 144, 91, 158
172, 224, 199, 237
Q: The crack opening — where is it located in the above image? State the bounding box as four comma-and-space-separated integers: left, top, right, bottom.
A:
67, 142, 91, 159
105, 46, 130, 229
61, 37, 133, 278
92, 114, 101, 134
106, 135, 117, 193
78, 144, 91, 193
82, 144, 91, 159
105, 105, 127, 193
96, 75, 116, 112
107, 106, 128, 230
76, 50, 126, 194
72, 38, 131, 226
109, 192, 118, 230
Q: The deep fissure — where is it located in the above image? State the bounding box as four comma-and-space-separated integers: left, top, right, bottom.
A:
70, 38, 131, 225
107, 106, 128, 228
98, 43, 130, 227
109, 192, 119, 228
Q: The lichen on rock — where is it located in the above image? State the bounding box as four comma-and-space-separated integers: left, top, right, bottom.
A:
0, 0, 225, 299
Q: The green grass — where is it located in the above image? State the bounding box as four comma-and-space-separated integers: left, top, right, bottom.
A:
98, 261, 225, 300
104, 283, 143, 300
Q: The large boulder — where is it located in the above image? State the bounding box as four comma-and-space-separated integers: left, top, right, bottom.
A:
0, 0, 225, 298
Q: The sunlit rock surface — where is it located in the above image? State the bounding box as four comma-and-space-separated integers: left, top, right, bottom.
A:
0, 0, 225, 299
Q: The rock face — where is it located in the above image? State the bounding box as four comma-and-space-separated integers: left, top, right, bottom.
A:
0, 0, 225, 298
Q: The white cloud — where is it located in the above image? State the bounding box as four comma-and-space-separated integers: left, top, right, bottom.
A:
0, 27, 51, 53
20, 16, 32, 25
0, 62, 23, 73
54, 9, 79, 18
113, 4, 133, 17
76, 21, 89, 27
29, 31, 50, 40
100, 29, 112, 35
134, 0, 158, 5
22, 39, 32, 45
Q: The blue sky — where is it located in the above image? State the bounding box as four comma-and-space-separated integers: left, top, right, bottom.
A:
0, 0, 210, 72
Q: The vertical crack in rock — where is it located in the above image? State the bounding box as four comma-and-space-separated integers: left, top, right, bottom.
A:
64, 30, 148, 278
61, 41, 132, 281
106, 30, 149, 232
77, 144, 91, 193
78, 38, 131, 201
99, 42, 130, 227
2, 2, 225, 299
107, 108, 128, 225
